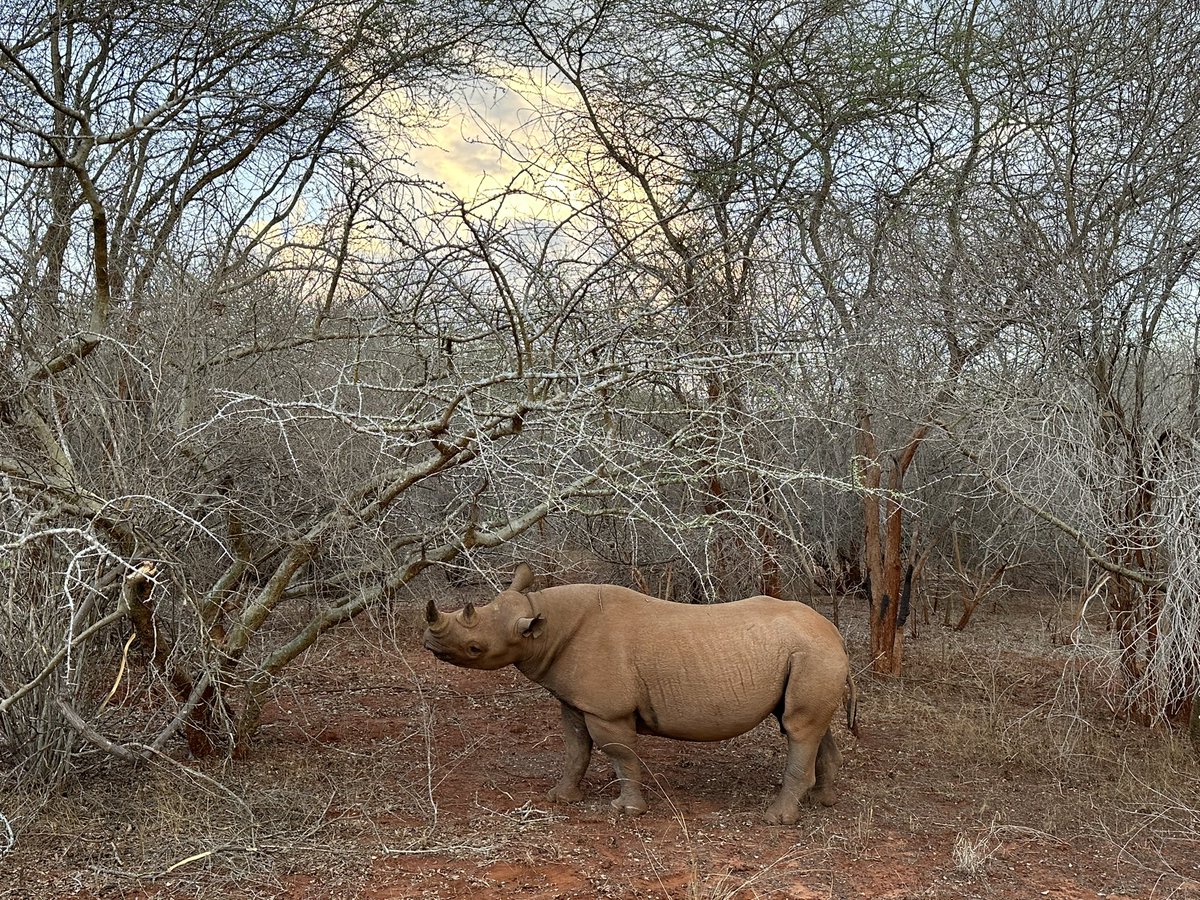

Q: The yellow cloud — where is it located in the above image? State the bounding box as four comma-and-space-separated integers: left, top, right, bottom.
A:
401, 70, 588, 222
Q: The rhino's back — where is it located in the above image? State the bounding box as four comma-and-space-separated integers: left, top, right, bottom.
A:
541, 585, 841, 651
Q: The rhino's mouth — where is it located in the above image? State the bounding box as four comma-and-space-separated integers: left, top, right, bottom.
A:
422, 634, 453, 661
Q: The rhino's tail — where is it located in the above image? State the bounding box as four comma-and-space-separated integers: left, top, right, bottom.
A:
845, 670, 860, 737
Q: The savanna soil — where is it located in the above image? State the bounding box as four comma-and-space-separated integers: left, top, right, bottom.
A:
3, 591, 1200, 899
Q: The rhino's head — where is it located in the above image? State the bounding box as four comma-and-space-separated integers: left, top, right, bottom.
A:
422, 564, 545, 670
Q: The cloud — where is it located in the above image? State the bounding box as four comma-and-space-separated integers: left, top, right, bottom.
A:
403, 71, 582, 222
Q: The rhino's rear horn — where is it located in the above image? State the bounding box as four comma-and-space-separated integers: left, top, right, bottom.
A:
510, 563, 534, 594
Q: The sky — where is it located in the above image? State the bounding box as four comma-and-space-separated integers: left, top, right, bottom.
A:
404, 72, 579, 222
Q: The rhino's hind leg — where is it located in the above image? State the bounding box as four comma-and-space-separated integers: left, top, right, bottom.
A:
808, 729, 841, 807
584, 714, 647, 816
765, 699, 828, 825
548, 703, 593, 803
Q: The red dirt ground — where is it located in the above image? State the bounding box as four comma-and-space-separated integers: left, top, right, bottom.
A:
4, 596, 1200, 899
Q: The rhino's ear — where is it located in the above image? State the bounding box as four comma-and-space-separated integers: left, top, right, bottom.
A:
515, 613, 544, 639
509, 563, 534, 594
424, 599, 441, 625
461, 601, 477, 625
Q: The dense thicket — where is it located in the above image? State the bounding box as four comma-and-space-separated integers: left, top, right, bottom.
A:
2, 0, 1198, 799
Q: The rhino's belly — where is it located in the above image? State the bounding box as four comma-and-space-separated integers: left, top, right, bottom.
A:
630, 651, 789, 740
635, 698, 775, 741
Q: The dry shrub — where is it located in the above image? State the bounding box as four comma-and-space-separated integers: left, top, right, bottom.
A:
881, 624, 1200, 851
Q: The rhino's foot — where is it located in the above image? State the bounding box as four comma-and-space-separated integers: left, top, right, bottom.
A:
807, 786, 838, 807
764, 801, 800, 826
610, 795, 648, 816
547, 783, 585, 803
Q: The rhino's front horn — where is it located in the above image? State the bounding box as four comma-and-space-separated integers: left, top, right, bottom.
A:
424, 598, 442, 626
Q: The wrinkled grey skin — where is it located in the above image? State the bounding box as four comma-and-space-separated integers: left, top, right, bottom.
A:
423, 564, 856, 824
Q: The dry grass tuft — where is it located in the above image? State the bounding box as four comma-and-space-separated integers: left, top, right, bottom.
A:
952, 827, 998, 878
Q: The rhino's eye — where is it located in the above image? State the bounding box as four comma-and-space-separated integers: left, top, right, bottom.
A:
467, 643, 483, 656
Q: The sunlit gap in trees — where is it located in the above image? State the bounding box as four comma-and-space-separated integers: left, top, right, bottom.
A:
243, 68, 625, 317
400, 70, 582, 224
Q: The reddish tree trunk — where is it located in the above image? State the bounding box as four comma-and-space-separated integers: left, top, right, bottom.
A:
861, 418, 930, 676
755, 477, 781, 598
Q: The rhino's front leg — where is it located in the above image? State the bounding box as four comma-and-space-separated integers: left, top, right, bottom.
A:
584, 714, 647, 816
548, 702, 593, 803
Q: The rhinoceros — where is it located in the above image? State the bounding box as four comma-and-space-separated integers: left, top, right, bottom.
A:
422, 564, 857, 824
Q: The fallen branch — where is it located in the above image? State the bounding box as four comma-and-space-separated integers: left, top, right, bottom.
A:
53, 696, 140, 763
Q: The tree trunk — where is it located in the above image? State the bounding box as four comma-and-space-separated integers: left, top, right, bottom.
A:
869, 493, 906, 676
861, 419, 930, 676
755, 477, 781, 598
857, 413, 893, 674
123, 563, 224, 756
